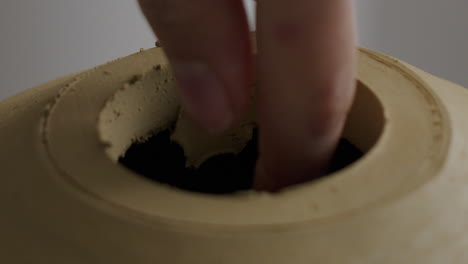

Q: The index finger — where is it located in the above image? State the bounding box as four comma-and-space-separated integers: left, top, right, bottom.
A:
254, 0, 357, 191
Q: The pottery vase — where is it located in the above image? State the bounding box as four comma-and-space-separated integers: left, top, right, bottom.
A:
1, 47, 468, 264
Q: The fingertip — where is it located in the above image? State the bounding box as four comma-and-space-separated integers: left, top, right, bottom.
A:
172, 61, 235, 134
253, 160, 279, 192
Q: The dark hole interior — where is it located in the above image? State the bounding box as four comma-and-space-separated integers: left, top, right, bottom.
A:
119, 129, 363, 194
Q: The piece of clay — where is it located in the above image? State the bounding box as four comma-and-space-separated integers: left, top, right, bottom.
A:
1, 46, 468, 264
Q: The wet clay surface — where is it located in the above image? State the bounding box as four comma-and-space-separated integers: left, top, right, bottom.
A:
119, 129, 363, 194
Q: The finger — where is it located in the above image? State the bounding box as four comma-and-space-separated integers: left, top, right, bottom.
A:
138, 0, 252, 133
254, 0, 357, 191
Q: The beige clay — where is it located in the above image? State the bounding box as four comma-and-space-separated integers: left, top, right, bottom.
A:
1, 46, 468, 263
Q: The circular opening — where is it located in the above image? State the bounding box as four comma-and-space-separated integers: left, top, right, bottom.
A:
98, 67, 385, 195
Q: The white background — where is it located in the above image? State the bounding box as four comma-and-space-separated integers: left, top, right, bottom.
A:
1, 0, 467, 100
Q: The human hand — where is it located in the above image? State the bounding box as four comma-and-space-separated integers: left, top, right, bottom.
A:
138, 0, 356, 191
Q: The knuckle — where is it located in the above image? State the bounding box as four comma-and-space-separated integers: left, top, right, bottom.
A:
315, 80, 354, 117
319, 98, 351, 126
308, 95, 352, 137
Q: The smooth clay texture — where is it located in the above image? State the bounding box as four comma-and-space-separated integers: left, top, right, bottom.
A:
1, 46, 468, 264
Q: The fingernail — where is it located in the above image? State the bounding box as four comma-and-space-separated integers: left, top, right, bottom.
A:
172, 62, 233, 133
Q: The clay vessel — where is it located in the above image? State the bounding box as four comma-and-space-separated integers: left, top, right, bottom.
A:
1, 47, 468, 263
